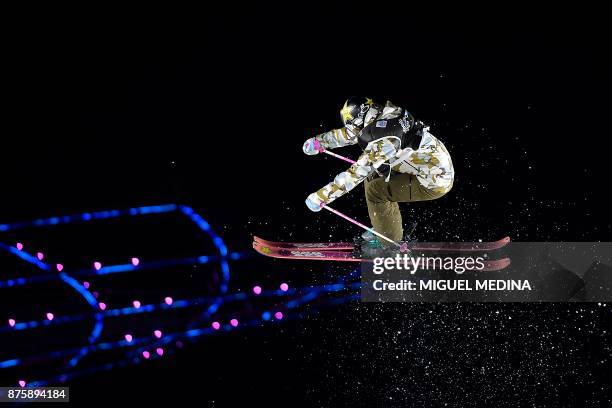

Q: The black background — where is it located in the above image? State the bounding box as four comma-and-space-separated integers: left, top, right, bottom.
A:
2, 5, 611, 407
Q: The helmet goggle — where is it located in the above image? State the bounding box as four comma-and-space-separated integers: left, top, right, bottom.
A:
340, 97, 374, 127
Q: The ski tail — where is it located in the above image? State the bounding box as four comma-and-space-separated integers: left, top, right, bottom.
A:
253, 236, 354, 250
252, 241, 362, 262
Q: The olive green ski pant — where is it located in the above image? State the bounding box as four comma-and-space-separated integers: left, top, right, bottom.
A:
364, 173, 451, 244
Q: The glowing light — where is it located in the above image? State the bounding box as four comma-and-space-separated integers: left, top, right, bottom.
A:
274, 311, 284, 320
253, 285, 262, 295
142, 351, 150, 359
16, 243, 23, 251
156, 347, 164, 356
211, 321, 220, 330
18, 380, 26, 387
1, 204, 237, 375
154, 330, 162, 339
280, 283, 289, 292
262, 311, 271, 321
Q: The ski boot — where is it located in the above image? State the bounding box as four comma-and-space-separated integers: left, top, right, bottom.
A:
354, 233, 382, 258
361, 230, 377, 242
356, 237, 413, 259
353, 225, 416, 258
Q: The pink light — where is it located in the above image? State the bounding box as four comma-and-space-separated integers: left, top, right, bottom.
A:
153, 330, 162, 339
132, 300, 141, 309
18, 380, 26, 387
230, 318, 239, 327
274, 311, 284, 320
37, 252, 44, 260
83, 281, 90, 289
131, 257, 140, 266
56, 263, 64, 272
125, 334, 133, 343
99, 302, 107, 311
156, 347, 164, 356
93, 261, 102, 270
46, 312, 54, 321
211, 321, 221, 330
280, 283, 289, 292
164, 296, 173, 305
253, 285, 262, 295
16, 243, 23, 251
8, 319, 16, 327
142, 351, 150, 359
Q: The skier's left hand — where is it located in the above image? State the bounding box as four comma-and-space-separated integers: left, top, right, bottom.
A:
305, 192, 323, 212
303, 138, 322, 155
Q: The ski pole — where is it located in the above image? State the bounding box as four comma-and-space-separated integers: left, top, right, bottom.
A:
320, 203, 408, 252
312, 140, 356, 164
319, 148, 356, 165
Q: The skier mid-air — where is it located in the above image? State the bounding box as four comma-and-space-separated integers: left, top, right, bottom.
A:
254, 100, 508, 264
302, 97, 455, 253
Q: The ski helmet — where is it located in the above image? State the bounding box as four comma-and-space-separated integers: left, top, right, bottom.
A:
340, 96, 375, 127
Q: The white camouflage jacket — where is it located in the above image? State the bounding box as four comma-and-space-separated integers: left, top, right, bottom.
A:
305, 101, 454, 211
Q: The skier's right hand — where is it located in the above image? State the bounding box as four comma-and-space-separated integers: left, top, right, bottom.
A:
303, 138, 322, 155
305, 192, 323, 212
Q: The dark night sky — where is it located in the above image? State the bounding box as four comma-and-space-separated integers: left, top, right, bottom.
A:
2, 6, 611, 406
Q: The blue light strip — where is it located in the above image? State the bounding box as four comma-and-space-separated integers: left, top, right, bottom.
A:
57, 272, 103, 367
0, 203, 234, 378
0, 243, 104, 368
0, 204, 178, 232
1, 202, 361, 388
0, 251, 252, 288
0, 281, 360, 369
0, 243, 50, 271
22, 293, 360, 387
179, 205, 230, 318
0, 281, 359, 335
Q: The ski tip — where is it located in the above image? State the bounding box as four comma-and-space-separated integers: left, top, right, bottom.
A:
253, 236, 272, 245
252, 241, 271, 255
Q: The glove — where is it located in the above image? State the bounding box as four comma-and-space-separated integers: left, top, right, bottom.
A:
305, 192, 324, 212
303, 138, 322, 156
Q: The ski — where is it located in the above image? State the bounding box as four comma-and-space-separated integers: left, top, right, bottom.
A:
254, 236, 354, 250
253, 241, 360, 261
253, 236, 511, 252
253, 242, 512, 271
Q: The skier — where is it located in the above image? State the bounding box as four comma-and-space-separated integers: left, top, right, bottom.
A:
303, 97, 454, 250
